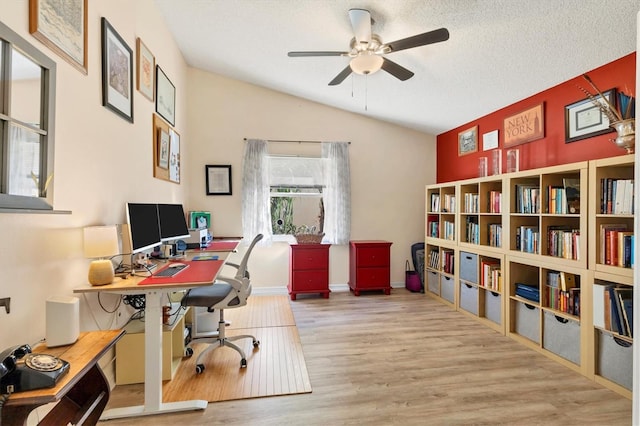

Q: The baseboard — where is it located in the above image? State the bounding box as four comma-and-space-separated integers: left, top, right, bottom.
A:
252, 282, 405, 296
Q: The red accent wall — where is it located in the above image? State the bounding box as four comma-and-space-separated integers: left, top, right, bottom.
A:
436, 53, 636, 183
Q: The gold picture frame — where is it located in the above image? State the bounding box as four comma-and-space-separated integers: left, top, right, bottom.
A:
136, 38, 155, 101
29, 0, 88, 74
458, 126, 478, 156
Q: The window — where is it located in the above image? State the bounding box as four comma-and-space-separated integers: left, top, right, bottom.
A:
269, 156, 325, 235
0, 21, 56, 210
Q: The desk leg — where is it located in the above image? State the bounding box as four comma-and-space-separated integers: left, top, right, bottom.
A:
101, 290, 207, 420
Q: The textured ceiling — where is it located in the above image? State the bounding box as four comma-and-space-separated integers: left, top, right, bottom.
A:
153, 0, 638, 135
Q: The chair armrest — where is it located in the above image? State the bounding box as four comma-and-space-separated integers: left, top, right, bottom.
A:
215, 275, 243, 291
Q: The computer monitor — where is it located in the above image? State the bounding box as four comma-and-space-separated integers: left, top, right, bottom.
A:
157, 203, 190, 242
125, 203, 162, 254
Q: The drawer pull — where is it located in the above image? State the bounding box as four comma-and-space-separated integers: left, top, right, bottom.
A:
554, 315, 568, 324
524, 303, 536, 310
612, 336, 632, 348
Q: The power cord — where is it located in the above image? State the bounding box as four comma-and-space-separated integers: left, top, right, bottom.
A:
0, 392, 11, 426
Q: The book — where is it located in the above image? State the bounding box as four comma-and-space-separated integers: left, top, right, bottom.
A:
563, 177, 580, 214
614, 288, 633, 337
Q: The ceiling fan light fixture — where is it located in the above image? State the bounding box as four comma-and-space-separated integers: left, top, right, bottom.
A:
349, 53, 383, 75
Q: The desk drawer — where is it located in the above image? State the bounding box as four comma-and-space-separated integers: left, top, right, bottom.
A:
291, 270, 329, 291
356, 247, 390, 267
291, 247, 329, 270
355, 267, 390, 288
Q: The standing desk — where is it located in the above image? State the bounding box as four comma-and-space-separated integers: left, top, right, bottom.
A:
73, 242, 239, 420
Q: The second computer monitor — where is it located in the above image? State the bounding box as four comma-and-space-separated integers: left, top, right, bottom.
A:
126, 203, 162, 254
157, 203, 190, 242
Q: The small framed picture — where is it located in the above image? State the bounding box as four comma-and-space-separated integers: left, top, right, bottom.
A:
564, 89, 617, 143
458, 126, 478, 156
29, 0, 88, 74
156, 65, 175, 126
157, 128, 169, 169
206, 165, 232, 195
136, 38, 155, 101
189, 211, 211, 229
101, 18, 133, 122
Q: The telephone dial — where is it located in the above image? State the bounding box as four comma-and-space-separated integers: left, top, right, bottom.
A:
0, 344, 70, 393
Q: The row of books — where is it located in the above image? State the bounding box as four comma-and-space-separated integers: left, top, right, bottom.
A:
430, 193, 456, 213
514, 184, 540, 214
545, 270, 580, 316
599, 224, 634, 268
464, 217, 479, 244
544, 285, 580, 316
427, 219, 439, 238
594, 282, 633, 338
443, 220, 455, 240
515, 225, 540, 254
480, 260, 501, 291
488, 224, 502, 247
546, 227, 580, 260
427, 249, 454, 274
546, 183, 580, 215
488, 190, 502, 213
463, 193, 479, 213
600, 178, 634, 215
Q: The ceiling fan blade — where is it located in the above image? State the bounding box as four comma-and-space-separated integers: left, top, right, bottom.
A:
288, 51, 349, 57
381, 58, 414, 81
385, 27, 450, 53
328, 65, 352, 86
348, 8, 372, 45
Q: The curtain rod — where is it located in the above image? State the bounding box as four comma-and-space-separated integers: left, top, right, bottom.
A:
243, 138, 350, 144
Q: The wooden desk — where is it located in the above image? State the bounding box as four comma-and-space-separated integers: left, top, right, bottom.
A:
2, 330, 124, 426
73, 255, 228, 420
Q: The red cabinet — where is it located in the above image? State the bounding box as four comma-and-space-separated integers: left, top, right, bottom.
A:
349, 240, 393, 296
288, 244, 331, 300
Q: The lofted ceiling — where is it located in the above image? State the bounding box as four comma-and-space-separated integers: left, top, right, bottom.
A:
153, 0, 638, 136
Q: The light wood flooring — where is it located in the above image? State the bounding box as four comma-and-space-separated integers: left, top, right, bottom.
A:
104, 290, 632, 425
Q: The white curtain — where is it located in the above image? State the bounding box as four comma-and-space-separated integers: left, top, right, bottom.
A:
322, 142, 351, 244
241, 139, 272, 244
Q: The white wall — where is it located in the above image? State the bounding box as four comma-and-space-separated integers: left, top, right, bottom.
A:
185, 69, 436, 289
0, 0, 189, 347
0, 1, 436, 349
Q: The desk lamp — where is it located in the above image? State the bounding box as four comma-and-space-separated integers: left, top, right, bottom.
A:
83, 226, 119, 286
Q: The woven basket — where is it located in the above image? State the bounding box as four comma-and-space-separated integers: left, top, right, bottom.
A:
294, 233, 325, 244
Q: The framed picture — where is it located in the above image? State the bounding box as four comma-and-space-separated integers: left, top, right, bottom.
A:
458, 126, 478, 156
564, 89, 617, 143
157, 128, 169, 169
101, 18, 133, 122
29, 0, 88, 74
206, 165, 232, 195
503, 103, 544, 147
156, 65, 175, 126
482, 130, 499, 151
136, 38, 155, 101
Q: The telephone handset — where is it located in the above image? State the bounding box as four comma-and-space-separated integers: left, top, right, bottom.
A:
0, 343, 70, 394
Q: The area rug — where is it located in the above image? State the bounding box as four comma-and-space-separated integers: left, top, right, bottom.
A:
161, 295, 312, 403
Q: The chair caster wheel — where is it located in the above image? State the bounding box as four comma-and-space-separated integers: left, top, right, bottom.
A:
240, 358, 247, 368
185, 347, 194, 357
253, 340, 260, 348
196, 364, 205, 374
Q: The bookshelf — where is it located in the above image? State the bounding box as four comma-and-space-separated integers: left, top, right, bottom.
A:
425, 156, 633, 398
588, 154, 634, 398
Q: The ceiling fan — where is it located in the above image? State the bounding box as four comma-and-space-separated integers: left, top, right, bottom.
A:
287, 8, 449, 86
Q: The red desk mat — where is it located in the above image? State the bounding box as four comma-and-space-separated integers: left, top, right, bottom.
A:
199, 240, 240, 252
138, 260, 224, 285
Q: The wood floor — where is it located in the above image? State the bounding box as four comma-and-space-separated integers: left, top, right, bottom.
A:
104, 290, 632, 425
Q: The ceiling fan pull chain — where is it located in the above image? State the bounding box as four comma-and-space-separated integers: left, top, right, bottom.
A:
365, 74, 368, 111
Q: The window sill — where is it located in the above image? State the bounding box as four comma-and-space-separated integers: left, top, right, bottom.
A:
0, 208, 71, 214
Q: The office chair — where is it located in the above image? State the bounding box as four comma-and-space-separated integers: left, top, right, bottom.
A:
182, 234, 263, 373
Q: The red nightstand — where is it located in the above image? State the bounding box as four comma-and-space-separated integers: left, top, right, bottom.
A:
349, 240, 393, 296
288, 243, 331, 300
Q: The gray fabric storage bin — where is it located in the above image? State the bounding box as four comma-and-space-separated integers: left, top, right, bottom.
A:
459, 251, 478, 284
440, 275, 454, 303
543, 311, 580, 365
515, 301, 540, 343
484, 291, 501, 325
426, 270, 439, 295
597, 330, 632, 390
459, 283, 479, 315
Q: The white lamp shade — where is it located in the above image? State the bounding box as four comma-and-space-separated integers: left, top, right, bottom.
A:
83, 226, 119, 258
350, 53, 384, 75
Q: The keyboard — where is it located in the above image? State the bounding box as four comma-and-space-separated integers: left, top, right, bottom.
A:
154, 263, 188, 278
